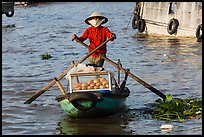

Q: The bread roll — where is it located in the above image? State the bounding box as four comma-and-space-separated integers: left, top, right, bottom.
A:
87, 86, 93, 90
93, 79, 99, 83
82, 86, 87, 90
95, 82, 102, 86
76, 86, 82, 90
82, 82, 88, 87
102, 81, 107, 85
87, 79, 94, 85
74, 83, 81, 88
99, 85, 105, 89
94, 86, 99, 89
90, 83, 96, 87
100, 77, 107, 82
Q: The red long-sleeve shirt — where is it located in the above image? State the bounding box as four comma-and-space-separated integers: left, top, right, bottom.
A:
78, 26, 112, 57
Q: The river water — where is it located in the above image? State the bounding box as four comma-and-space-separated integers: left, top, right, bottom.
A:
2, 2, 202, 135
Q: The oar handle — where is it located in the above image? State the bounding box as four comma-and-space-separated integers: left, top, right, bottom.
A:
73, 34, 114, 47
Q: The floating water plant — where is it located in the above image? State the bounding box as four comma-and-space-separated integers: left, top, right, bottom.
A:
151, 94, 202, 122
40, 53, 53, 60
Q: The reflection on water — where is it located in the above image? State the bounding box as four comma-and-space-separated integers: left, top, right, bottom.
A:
2, 2, 202, 135
58, 115, 132, 135
57, 106, 155, 135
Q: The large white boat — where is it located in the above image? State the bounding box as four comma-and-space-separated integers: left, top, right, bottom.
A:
132, 2, 202, 41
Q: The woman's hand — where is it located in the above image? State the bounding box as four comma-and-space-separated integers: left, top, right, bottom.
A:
110, 33, 116, 41
72, 34, 78, 41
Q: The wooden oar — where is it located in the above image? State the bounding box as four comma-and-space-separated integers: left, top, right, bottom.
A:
24, 35, 114, 104
54, 77, 66, 95
117, 59, 121, 85
74, 39, 167, 100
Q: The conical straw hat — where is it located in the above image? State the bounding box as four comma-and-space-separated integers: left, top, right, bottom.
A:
85, 12, 108, 25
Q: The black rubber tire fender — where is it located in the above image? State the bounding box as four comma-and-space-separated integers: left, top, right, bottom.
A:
132, 14, 140, 29
69, 92, 98, 111
196, 24, 202, 39
167, 18, 179, 35
5, 11, 14, 17
137, 19, 146, 33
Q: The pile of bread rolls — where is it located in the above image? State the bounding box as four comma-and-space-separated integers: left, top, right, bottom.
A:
73, 77, 109, 90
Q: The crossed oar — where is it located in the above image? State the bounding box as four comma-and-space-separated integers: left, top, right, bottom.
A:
24, 35, 166, 104
74, 38, 167, 100
24, 35, 114, 104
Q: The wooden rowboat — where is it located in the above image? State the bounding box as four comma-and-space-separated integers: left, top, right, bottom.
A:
24, 35, 166, 118
55, 63, 130, 118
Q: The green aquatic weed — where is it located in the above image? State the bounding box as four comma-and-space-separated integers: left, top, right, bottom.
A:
151, 94, 202, 122
40, 53, 53, 60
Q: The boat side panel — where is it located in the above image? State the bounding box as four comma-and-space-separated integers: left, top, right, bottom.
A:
58, 97, 127, 118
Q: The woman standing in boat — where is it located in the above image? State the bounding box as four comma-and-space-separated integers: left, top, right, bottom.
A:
72, 12, 116, 67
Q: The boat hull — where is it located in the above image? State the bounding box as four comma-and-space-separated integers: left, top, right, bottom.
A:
133, 2, 202, 40
56, 90, 129, 118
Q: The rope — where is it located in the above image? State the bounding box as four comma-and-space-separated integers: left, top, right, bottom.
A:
124, 8, 135, 33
